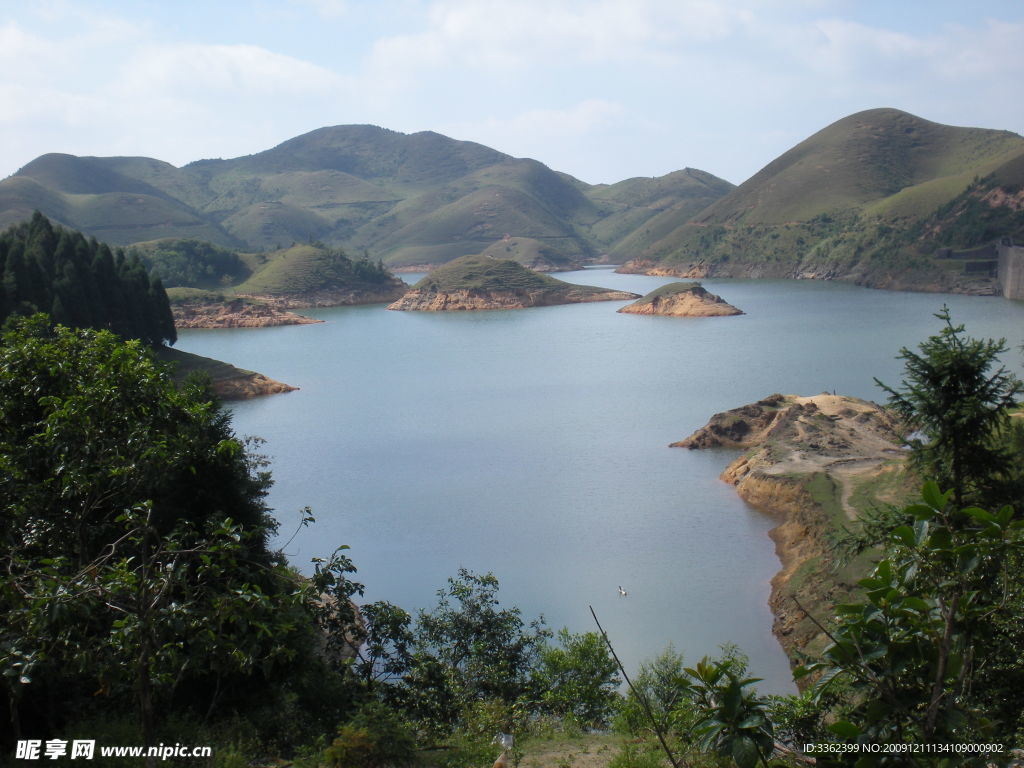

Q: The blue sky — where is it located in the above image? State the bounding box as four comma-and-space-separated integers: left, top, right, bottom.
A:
3, 0, 1023, 185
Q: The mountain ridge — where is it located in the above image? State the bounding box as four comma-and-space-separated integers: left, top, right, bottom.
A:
4, 109, 1024, 294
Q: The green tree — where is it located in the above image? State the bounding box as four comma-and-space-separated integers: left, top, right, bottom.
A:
875, 307, 1022, 509
685, 655, 774, 768
798, 482, 1024, 757
400, 569, 550, 734
533, 628, 621, 727
0, 316, 341, 750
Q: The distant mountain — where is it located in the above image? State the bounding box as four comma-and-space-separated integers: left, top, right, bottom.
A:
0, 126, 733, 271
624, 109, 1024, 292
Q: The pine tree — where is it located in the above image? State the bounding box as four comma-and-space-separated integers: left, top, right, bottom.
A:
875, 306, 1023, 508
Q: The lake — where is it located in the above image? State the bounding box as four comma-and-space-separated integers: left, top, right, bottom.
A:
175, 270, 1024, 694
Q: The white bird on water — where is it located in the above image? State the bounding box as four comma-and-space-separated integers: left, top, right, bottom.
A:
618, 585, 628, 597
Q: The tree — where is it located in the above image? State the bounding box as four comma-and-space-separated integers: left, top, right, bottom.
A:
398, 569, 550, 734
533, 628, 621, 727
875, 307, 1022, 509
798, 482, 1024, 755
685, 655, 775, 768
0, 316, 333, 750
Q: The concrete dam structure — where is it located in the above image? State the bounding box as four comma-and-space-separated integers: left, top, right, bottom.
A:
997, 243, 1024, 300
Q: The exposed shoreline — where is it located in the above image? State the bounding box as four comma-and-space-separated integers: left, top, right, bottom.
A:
674, 393, 911, 668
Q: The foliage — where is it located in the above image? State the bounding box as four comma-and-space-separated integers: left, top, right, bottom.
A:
875, 307, 1022, 509
615, 645, 690, 737
0, 212, 176, 345
134, 238, 249, 289
684, 656, 774, 768
399, 569, 550, 735
533, 629, 621, 728
323, 700, 417, 768
797, 482, 1024, 755
0, 316, 361, 754
353, 600, 414, 689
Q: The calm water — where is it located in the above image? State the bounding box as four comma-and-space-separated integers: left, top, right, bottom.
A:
176, 271, 1024, 694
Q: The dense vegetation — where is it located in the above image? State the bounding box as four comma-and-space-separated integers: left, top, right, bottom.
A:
0, 212, 176, 346
130, 239, 250, 290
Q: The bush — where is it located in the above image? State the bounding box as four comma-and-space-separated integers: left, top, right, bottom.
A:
323, 701, 417, 768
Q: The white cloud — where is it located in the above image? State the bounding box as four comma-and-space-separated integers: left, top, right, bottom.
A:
290, 0, 350, 19
448, 99, 625, 147
366, 0, 754, 84
115, 43, 346, 97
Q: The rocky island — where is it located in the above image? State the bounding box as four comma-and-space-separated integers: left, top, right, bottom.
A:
172, 297, 324, 329
618, 281, 743, 316
675, 393, 911, 662
387, 254, 639, 311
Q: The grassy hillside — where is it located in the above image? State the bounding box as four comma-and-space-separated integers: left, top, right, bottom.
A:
0, 125, 723, 271
585, 168, 735, 260
637, 109, 1024, 290
0, 154, 240, 246
693, 108, 1024, 225
233, 242, 403, 297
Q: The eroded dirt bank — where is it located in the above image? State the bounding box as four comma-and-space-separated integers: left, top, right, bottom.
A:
675, 393, 911, 662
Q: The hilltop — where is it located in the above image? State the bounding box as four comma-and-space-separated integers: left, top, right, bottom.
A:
0, 126, 732, 271
623, 108, 1024, 293
386, 254, 639, 310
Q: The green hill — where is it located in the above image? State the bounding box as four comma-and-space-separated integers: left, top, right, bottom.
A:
585, 168, 736, 260
0, 125, 729, 272
233, 242, 405, 300
633, 109, 1024, 291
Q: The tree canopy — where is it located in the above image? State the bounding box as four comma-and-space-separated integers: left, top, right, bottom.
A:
0, 212, 176, 346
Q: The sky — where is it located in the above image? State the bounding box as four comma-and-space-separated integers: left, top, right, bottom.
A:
2, 0, 1023, 186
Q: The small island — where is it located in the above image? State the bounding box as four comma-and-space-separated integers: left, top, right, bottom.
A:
617, 281, 743, 316
387, 254, 639, 311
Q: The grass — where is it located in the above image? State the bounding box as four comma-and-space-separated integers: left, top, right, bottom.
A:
411, 254, 608, 297
631, 281, 704, 303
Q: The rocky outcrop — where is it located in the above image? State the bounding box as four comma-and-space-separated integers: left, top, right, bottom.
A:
387, 285, 638, 311
173, 299, 322, 329
618, 282, 742, 316
211, 372, 298, 400
676, 394, 910, 662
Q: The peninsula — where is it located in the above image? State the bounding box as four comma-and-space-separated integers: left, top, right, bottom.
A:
675, 393, 911, 660
387, 255, 639, 311
618, 281, 743, 316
